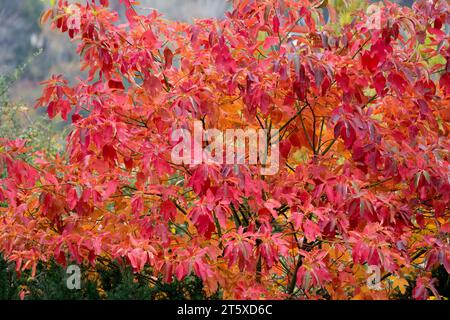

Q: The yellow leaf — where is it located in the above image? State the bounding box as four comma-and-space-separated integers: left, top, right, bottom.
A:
392, 277, 409, 294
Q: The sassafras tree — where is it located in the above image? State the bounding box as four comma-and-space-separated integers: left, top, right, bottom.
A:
1, 0, 449, 299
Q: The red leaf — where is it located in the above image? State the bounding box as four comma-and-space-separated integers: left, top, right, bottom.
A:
60, 100, 71, 121
131, 195, 144, 215
47, 101, 56, 119
102, 144, 117, 163
164, 48, 174, 69
280, 140, 291, 158
160, 200, 177, 220
440, 223, 450, 234
303, 219, 320, 242
103, 180, 118, 200
67, 187, 78, 210
264, 199, 281, 218
143, 75, 163, 95
362, 52, 378, 72
189, 205, 215, 238
273, 15, 280, 34
293, 65, 309, 101
175, 262, 189, 281
439, 73, 450, 95
388, 72, 408, 95
71, 113, 81, 124
128, 248, 147, 272
372, 73, 386, 96
263, 36, 278, 50
108, 79, 125, 90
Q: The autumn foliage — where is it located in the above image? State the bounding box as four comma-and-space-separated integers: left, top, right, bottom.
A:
0, 0, 449, 299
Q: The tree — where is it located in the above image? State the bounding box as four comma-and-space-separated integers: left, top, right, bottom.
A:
0, 0, 449, 300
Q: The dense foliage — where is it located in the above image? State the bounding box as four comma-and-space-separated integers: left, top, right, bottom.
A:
0, 0, 449, 299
